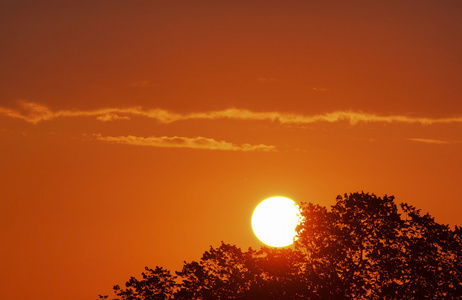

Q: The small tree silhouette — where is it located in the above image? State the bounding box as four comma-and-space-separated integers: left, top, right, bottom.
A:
105, 266, 177, 300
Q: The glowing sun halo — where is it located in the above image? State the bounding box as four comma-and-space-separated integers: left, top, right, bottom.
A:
251, 196, 300, 247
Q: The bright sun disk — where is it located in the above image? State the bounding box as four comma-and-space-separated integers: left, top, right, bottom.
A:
251, 196, 300, 247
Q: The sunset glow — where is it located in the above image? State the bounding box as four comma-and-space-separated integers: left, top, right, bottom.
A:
1, 1, 461, 299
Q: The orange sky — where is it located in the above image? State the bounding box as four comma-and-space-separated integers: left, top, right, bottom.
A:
1, 1, 462, 299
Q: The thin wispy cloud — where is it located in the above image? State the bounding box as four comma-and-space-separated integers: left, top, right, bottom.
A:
0, 101, 178, 124
96, 114, 131, 122
408, 138, 450, 145
2, 101, 462, 126
94, 134, 276, 152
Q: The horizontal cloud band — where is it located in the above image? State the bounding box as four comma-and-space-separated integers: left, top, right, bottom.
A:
408, 138, 451, 145
94, 134, 276, 152
2, 101, 462, 125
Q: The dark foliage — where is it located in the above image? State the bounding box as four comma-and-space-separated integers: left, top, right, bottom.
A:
100, 192, 462, 299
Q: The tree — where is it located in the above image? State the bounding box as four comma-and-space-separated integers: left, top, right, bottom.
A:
100, 192, 462, 299
105, 266, 177, 300
398, 203, 462, 298
176, 243, 256, 299
295, 192, 462, 299
176, 243, 307, 299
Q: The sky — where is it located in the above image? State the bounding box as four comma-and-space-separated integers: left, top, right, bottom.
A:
1, 1, 462, 299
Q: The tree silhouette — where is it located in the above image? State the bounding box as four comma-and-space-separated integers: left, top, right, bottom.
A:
175, 243, 306, 299
100, 192, 462, 299
99, 266, 177, 300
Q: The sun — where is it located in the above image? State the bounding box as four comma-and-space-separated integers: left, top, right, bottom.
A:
251, 196, 300, 247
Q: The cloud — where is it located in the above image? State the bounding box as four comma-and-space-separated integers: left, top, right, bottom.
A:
408, 138, 450, 145
2, 100, 462, 126
0, 100, 178, 124
0, 101, 54, 123
96, 114, 131, 122
94, 134, 277, 152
